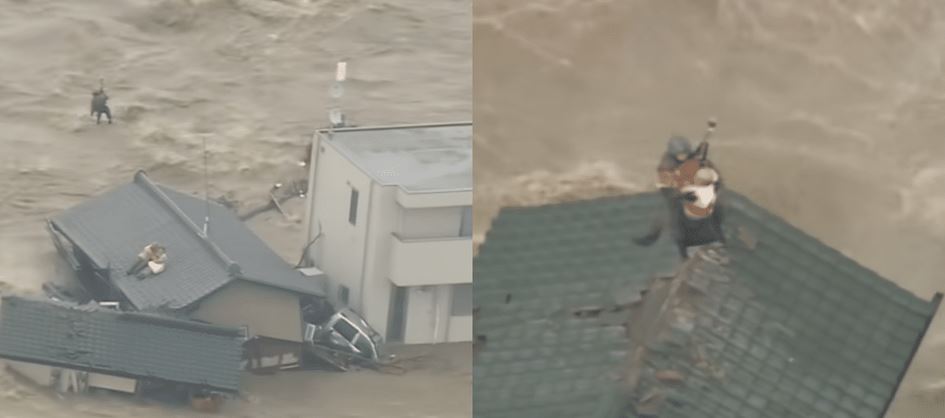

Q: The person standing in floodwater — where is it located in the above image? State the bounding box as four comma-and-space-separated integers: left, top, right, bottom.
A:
90, 88, 112, 124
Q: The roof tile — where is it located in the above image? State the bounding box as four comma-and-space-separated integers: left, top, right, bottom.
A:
474, 190, 941, 418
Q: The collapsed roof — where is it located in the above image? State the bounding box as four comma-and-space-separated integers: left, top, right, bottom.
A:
473, 190, 941, 418
0, 295, 244, 393
48, 171, 325, 311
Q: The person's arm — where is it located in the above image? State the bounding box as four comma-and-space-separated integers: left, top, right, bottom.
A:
693, 141, 709, 160
657, 168, 675, 189
657, 155, 678, 188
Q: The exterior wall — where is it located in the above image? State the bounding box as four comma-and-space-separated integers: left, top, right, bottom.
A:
402, 284, 472, 344
192, 281, 303, 343
396, 189, 471, 208
4, 361, 139, 394
88, 373, 137, 393
358, 183, 399, 339
5, 360, 53, 386
305, 138, 375, 310
399, 206, 464, 239
448, 315, 472, 342
448, 283, 473, 342
243, 337, 301, 370
403, 286, 437, 344
389, 235, 472, 286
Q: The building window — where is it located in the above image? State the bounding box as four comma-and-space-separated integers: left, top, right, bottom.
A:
348, 188, 359, 225
451, 284, 472, 317
460, 206, 472, 237
338, 285, 350, 306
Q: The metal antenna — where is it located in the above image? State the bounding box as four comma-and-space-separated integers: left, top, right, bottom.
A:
702, 117, 718, 142
697, 118, 718, 162
202, 136, 211, 236
328, 61, 347, 133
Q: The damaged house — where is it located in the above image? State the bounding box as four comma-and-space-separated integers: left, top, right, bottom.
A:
46, 171, 329, 371
473, 191, 942, 418
0, 295, 242, 398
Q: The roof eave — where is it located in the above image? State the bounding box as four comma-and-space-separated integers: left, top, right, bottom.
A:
880, 291, 943, 416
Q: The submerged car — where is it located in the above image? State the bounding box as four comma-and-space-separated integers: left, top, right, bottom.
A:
305, 307, 384, 362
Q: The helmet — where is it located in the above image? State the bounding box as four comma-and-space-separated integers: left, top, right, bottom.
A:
667, 136, 692, 156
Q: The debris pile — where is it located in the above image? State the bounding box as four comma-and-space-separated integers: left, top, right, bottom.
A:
623, 246, 734, 416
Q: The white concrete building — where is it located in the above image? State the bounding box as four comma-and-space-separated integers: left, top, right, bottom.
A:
303, 122, 472, 344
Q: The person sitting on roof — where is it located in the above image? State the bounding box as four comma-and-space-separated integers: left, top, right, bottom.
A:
635, 135, 726, 258
127, 243, 167, 279
656, 135, 720, 193
657, 135, 694, 190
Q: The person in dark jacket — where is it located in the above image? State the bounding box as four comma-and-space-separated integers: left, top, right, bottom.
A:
635, 135, 725, 258
90, 88, 112, 124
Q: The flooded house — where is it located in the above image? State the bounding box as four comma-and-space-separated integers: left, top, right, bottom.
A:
302, 122, 473, 344
473, 191, 942, 418
0, 295, 242, 399
46, 171, 329, 371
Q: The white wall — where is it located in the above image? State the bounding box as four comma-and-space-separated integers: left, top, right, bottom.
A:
403, 286, 436, 344
306, 139, 375, 310
401, 285, 472, 344
88, 373, 137, 393
448, 316, 472, 342
399, 206, 464, 239
359, 183, 399, 339
5, 361, 53, 386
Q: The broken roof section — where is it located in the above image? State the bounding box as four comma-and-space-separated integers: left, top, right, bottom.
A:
48, 171, 325, 311
473, 191, 942, 418
0, 295, 244, 393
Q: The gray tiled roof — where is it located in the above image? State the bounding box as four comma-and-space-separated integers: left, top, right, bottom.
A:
473, 191, 941, 418
48, 171, 324, 311
474, 193, 681, 418
0, 295, 244, 392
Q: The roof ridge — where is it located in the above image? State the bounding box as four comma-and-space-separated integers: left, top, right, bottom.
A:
133, 170, 243, 277
117, 311, 245, 337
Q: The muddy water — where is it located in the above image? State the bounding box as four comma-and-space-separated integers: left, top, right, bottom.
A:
474, 0, 945, 416
0, 0, 470, 416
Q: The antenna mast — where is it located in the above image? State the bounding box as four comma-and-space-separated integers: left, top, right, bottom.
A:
202, 136, 211, 236
328, 61, 347, 132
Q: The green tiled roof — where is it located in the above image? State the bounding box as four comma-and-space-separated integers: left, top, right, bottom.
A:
474, 193, 681, 418
473, 191, 941, 418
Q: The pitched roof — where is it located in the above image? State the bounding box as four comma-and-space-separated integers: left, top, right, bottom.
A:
473, 190, 942, 418
474, 193, 681, 417
0, 295, 244, 392
48, 171, 324, 311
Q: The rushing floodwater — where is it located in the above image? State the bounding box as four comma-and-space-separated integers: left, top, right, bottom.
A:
474, 1, 945, 416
